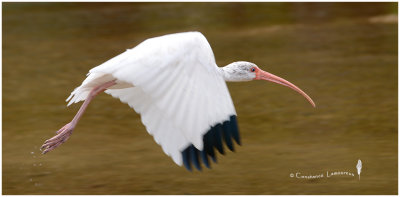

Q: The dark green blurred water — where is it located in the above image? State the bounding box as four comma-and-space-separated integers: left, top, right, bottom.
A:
3, 2, 397, 194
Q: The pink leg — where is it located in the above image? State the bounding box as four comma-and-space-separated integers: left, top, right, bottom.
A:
40, 80, 117, 154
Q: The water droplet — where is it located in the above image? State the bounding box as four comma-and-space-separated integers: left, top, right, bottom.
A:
30, 152, 34, 155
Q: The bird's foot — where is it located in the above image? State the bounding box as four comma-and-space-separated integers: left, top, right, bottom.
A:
40, 122, 74, 154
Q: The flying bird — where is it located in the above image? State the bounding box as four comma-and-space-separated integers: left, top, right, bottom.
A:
41, 32, 315, 171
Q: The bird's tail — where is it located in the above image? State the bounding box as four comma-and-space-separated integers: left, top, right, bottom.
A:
66, 73, 116, 106
66, 86, 91, 106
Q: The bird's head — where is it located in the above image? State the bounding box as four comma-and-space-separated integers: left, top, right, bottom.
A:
222, 61, 258, 82
222, 61, 316, 107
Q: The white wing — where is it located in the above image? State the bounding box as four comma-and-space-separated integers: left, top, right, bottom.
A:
66, 32, 239, 170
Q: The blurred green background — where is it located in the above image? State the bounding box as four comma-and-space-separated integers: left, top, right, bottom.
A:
2, 2, 397, 194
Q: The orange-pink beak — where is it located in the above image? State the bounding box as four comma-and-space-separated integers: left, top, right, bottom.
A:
255, 68, 316, 107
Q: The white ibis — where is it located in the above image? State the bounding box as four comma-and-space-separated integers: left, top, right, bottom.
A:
41, 32, 315, 171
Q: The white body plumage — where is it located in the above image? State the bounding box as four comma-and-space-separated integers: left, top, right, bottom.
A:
66, 32, 237, 166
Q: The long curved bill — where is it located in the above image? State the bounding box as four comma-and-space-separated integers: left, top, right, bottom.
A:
255, 69, 316, 107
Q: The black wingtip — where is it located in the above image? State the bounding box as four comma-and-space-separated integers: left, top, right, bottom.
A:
190, 145, 202, 171
201, 150, 211, 169
230, 115, 241, 145
214, 124, 225, 154
222, 121, 235, 152
204, 130, 216, 162
210, 154, 217, 163
180, 115, 240, 171
182, 148, 192, 171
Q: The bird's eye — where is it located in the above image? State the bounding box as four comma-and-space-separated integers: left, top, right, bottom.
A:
250, 68, 256, 72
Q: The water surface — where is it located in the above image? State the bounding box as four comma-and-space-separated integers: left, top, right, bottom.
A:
3, 2, 397, 194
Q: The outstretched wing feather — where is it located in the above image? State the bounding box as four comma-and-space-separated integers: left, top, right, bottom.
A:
66, 32, 236, 166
